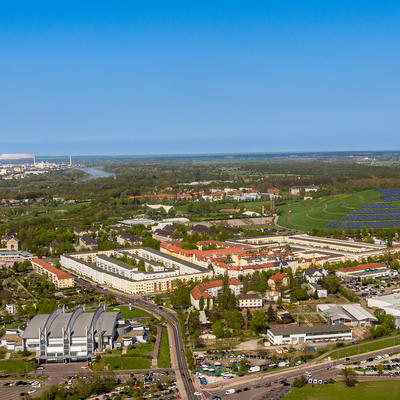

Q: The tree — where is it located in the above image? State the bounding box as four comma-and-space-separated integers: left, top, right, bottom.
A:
199, 296, 205, 311
342, 367, 357, 387
267, 305, 276, 323
211, 320, 227, 339
249, 310, 267, 335
293, 376, 307, 388
325, 274, 341, 294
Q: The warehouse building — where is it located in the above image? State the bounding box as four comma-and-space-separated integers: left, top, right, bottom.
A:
21, 306, 132, 362
367, 293, 400, 327
266, 325, 352, 345
317, 303, 377, 327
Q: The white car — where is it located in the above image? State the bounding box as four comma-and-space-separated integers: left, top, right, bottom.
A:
194, 392, 202, 396
28, 390, 37, 394
225, 389, 236, 395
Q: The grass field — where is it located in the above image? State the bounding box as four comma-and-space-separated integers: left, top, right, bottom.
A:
285, 381, 400, 399
106, 305, 151, 319
277, 189, 388, 231
0, 359, 36, 373
157, 327, 171, 368
126, 341, 155, 356
95, 355, 151, 371
328, 336, 400, 360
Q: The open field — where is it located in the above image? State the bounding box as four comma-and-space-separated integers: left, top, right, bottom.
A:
93, 355, 151, 371
157, 327, 171, 368
0, 359, 36, 374
106, 305, 151, 319
277, 190, 388, 231
284, 381, 400, 400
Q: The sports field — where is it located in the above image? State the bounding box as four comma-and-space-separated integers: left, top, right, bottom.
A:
284, 381, 400, 400
277, 189, 384, 231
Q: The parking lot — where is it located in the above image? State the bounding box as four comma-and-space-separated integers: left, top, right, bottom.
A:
343, 276, 400, 299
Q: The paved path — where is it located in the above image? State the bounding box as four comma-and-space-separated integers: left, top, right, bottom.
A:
152, 325, 162, 368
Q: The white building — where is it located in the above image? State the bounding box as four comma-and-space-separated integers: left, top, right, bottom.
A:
266, 325, 352, 345
367, 293, 400, 326
317, 303, 377, 327
237, 293, 263, 308
307, 282, 328, 298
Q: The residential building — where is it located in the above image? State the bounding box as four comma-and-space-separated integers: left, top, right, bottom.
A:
60, 247, 211, 295
307, 282, 328, 298
303, 266, 327, 284
116, 232, 141, 246
79, 234, 97, 249
32, 258, 74, 288
190, 278, 243, 310
268, 272, 289, 291
237, 293, 263, 308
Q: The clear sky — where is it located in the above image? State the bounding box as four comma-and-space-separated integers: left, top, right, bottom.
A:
0, 1, 399, 155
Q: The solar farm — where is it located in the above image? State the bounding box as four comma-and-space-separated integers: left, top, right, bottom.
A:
278, 189, 400, 231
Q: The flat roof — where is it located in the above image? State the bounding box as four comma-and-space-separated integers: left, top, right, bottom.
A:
269, 325, 351, 336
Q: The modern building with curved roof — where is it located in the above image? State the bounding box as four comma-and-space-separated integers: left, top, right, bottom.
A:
22, 306, 120, 362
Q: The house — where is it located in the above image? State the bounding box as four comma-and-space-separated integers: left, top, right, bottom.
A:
73, 228, 86, 237
79, 234, 97, 249
265, 290, 280, 302
190, 278, 243, 310
116, 232, 141, 246
6, 237, 20, 251
307, 282, 328, 298
237, 293, 263, 308
5, 304, 16, 314
303, 266, 327, 284
268, 272, 289, 291
49, 239, 62, 253
290, 187, 302, 196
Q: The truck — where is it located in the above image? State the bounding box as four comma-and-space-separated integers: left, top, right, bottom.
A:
248, 366, 261, 373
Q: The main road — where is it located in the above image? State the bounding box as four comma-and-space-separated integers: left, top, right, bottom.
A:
72, 275, 198, 400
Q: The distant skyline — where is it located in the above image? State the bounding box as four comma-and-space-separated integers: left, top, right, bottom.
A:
1, 1, 399, 155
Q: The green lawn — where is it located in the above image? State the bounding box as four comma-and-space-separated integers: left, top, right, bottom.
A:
106, 305, 151, 319
126, 341, 155, 356
157, 327, 171, 368
277, 189, 387, 231
0, 359, 36, 373
285, 381, 400, 400
329, 336, 400, 360
102, 355, 151, 370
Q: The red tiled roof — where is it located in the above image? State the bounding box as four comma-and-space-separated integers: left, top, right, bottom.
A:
269, 272, 288, 282
337, 262, 386, 273
190, 278, 242, 300
32, 258, 73, 280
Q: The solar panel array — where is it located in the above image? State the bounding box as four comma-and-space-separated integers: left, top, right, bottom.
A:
379, 188, 400, 202
325, 189, 400, 229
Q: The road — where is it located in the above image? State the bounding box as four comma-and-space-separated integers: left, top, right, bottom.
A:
71, 274, 198, 400
204, 344, 400, 399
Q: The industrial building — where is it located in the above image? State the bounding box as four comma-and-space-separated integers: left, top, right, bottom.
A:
266, 325, 352, 345
317, 303, 377, 327
367, 293, 400, 327
21, 306, 141, 362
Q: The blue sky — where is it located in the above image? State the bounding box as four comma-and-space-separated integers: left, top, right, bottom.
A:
0, 1, 399, 155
